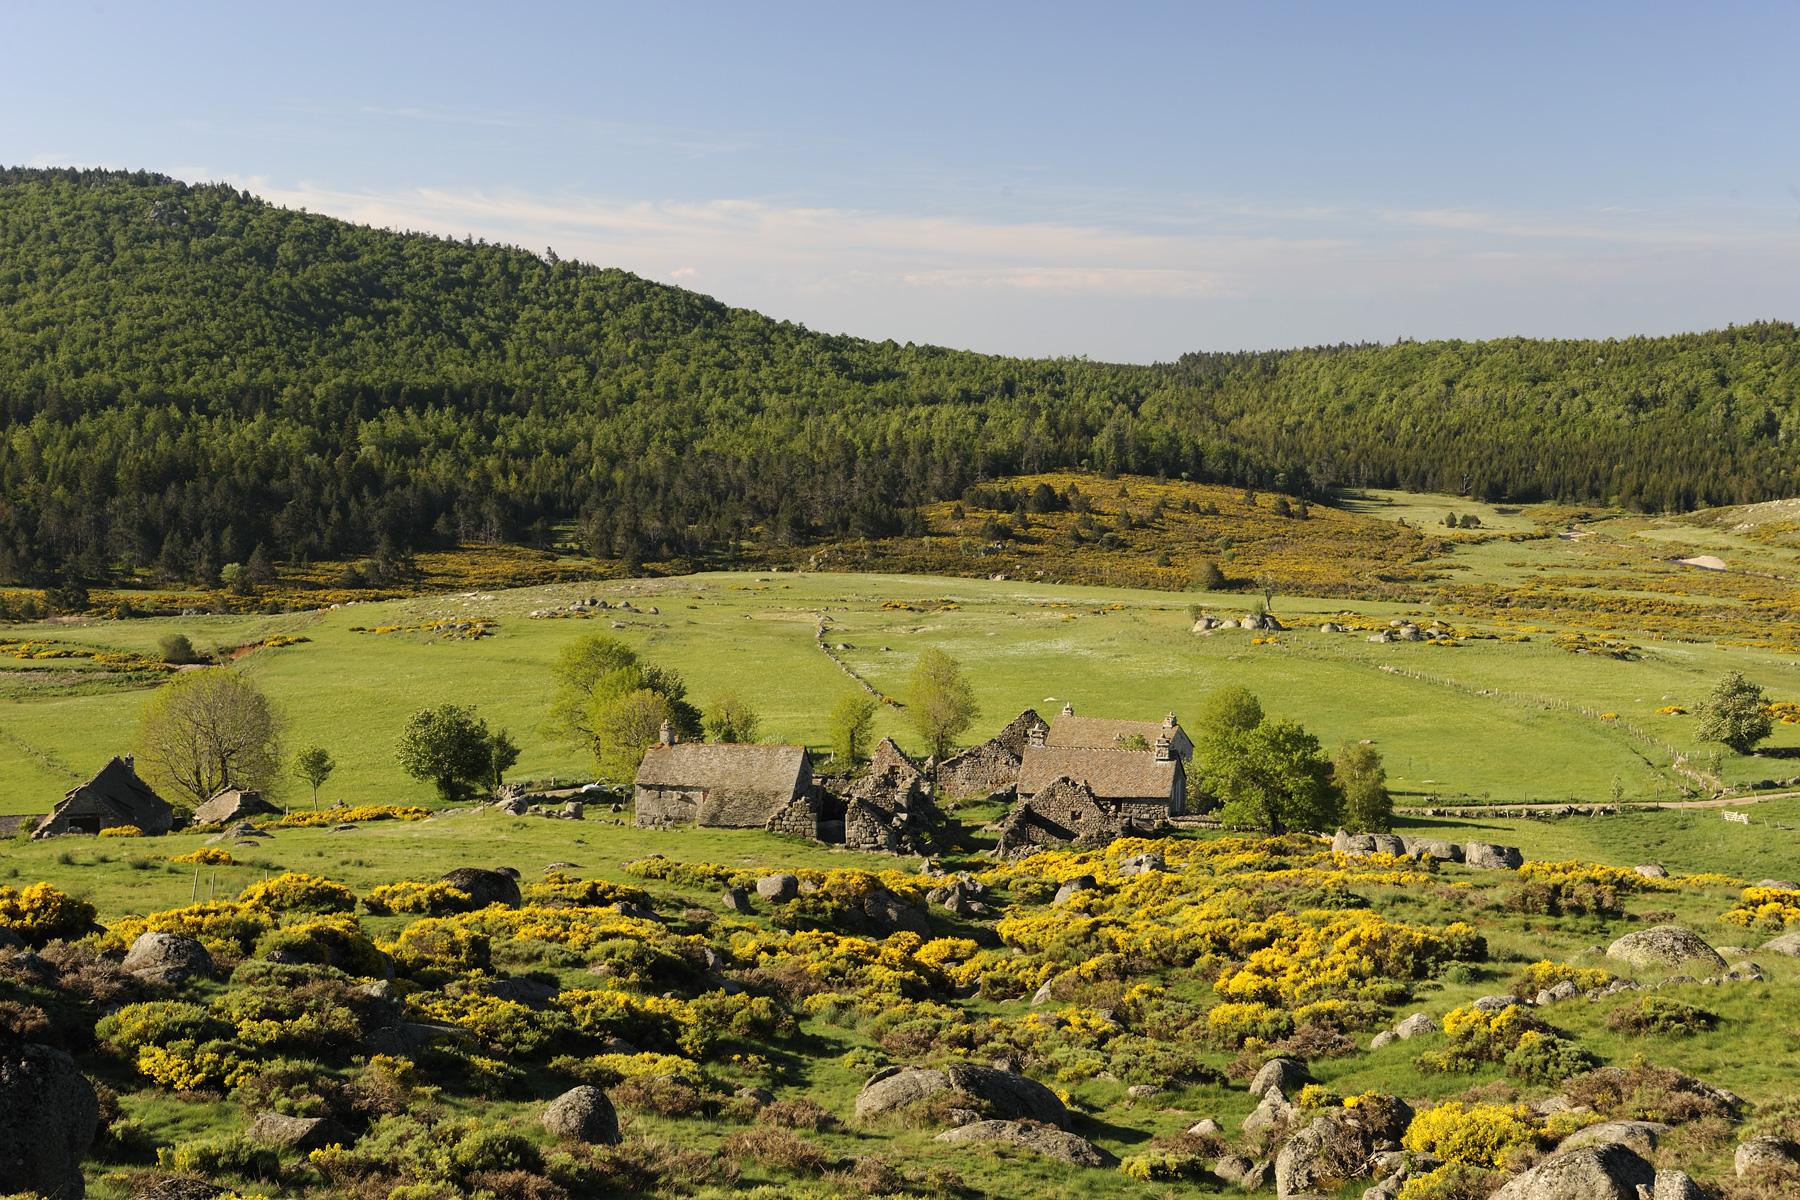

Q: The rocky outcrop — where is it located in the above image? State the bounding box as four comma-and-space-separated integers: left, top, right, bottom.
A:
0, 1042, 99, 1199
1465, 842, 1525, 870
1555, 1120, 1667, 1155
1605, 926, 1727, 973
1489, 1144, 1655, 1199
755, 874, 798, 903
121, 931, 215, 986
440, 867, 521, 909
542, 1085, 621, 1144
854, 1064, 1066, 1128
859, 885, 931, 936
1250, 1056, 1308, 1102
935, 1119, 1114, 1166
1392, 1013, 1437, 1040
1648, 1171, 1704, 1199
1761, 930, 1800, 957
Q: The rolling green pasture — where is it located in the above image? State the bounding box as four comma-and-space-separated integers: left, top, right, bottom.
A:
2, 570, 1797, 818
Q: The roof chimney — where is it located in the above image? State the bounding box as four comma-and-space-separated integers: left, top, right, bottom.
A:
1163, 711, 1177, 729
1061, 702, 1074, 717
1028, 721, 1048, 748
1154, 735, 1173, 762
658, 720, 674, 746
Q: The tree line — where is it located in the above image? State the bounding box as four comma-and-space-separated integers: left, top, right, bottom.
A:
0, 168, 1794, 590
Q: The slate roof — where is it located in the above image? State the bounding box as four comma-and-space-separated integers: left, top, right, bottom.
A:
634, 742, 810, 801
192, 787, 281, 825
1017, 745, 1181, 803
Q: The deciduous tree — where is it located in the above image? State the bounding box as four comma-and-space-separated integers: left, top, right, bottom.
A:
1334, 742, 1391, 833
396, 705, 493, 802
137, 671, 283, 805
907, 648, 978, 760
703, 693, 761, 743
1696, 671, 1773, 754
829, 692, 879, 766
292, 745, 334, 810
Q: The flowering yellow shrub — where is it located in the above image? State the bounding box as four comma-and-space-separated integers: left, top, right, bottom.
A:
1517, 860, 1668, 893
99, 824, 143, 837
1206, 1001, 1293, 1045
1720, 886, 1800, 929
1402, 1101, 1541, 1167
564, 1051, 701, 1085
105, 901, 274, 955
277, 805, 429, 828
380, 917, 491, 973
254, 913, 388, 976
136, 1041, 256, 1091
169, 847, 234, 866
521, 872, 651, 909
238, 872, 357, 913
407, 992, 570, 1055
363, 880, 474, 915
0, 882, 97, 944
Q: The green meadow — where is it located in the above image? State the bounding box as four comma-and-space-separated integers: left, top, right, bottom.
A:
3, 568, 1797, 819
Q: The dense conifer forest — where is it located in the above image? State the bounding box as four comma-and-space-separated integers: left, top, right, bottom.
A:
1, 167, 1794, 586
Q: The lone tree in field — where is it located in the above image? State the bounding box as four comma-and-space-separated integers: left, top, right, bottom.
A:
1696, 671, 1773, 754
907, 648, 978, 760
829, 691, 878, 766
1191, 560, 1227, 591
546, 634, 700, 778
396, 704, 495, 801
1334, 742, 1392, 833
703, 692, 761, 743
157, 633, 201, 665
486, 728, 520, 790
1192, 686, 1339, 832
136, 670, 283, 805
292, 745, 335, 810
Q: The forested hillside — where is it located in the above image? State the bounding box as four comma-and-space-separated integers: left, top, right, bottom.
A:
0, 167, 1794, 587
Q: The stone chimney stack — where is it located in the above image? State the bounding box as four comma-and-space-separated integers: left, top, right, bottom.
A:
1163, 711, 1177, 730
1028, 721, 1048, 748
658, 720, 674, 746
1154, 735, 1173, 762
1061, 702, 1075, 717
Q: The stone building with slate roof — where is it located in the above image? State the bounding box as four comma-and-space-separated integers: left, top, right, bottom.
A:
34, 756, 175, 838
192, 787, 281, 825
1017, 718, 1185, 821
1045, 703, 1193, 762
634, 724, 813, 828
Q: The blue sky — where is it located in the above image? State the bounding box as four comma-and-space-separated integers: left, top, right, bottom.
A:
5, 1, 1799, 361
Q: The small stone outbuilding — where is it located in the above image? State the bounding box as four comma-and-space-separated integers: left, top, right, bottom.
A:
34, 756, 174, 838
634, 727, 813, 828
191, 787, 281, 825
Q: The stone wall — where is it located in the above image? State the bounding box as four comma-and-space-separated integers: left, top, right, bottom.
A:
633, 786, 698, 827
764, 795, 821, 840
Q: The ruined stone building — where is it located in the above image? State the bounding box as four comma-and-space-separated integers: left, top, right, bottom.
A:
191, 787, 281, 825
34, 756, 175, 838
633, 724, 813, 828
936, 709, 1043, 798
992, 776, 1141, 857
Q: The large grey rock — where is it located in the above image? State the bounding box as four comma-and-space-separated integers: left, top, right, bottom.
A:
1367, 834, 1406, 856
1214, 1152, 1253, 1185
0, 1042, 98, 1199
935, 1119, 1115, 1166
121, 930, 215, 986
860, 885, 930, 935
1633, 864, 1669, 879
855, 1065, 1066, 1127
542, 1085, 620, 1144
1250, 1056, 1307, 1101
755, 874, 798, 903
1489, 1145, 1656, 1199
1118, 852, 1165, 876
1393, 1013, 1437, 1040
440, 867, 521, 909
1606, 926, 1727, 973
1276, 1114, 1360, 1198
1465, 842, 1525, 870
1735, 1136, 1800, 1176
247, 1111, 350, 1152
1406, 838, 1464, 863
1242, 1093, 1297, 1134
1761, 930, 1800, 957
720, 886, 753, 914
1555, 1120, 1668, 1155
1649, 1170, 1704, 1200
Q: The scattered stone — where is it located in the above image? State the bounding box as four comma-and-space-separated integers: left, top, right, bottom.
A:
0, 1042, 98, 1200
1213, 1153, 1253, 1186
1472, 994, 1520, 1012
859, 885, 931, 935
542, 1085, 621, 1145
735, 1085, 774, 1108
1188, 1117, 1223, 1137
1369, 1030, 1397, 1050
1053, 875, 1097, 905
934, 1119, 1115, 1167
121, 931, 214, 986
1634, 864, 1669, 879
1126, 1084, 1161, 1100
1606, 926, 1727, 973
1735, 1136, 1800, 1176
247, 1111, 350, 1152
1761, 930, 1800, 957
1649, 1170, 1705, 1199
1117, 852, 1165, 876
1393, 1013, 1437, 1040
1242, 1094, 1296, 1134
1250, 1056, 1308, 1102
1489, 1144, 1655, 1199
755, 874, 799, 903
720, 887, 753, 914
855, 1065, 1067, 1128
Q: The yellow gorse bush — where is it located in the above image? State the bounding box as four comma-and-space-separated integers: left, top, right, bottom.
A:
238, 872, 357, 913
98, 824, 143, 837
277, 805, 429, 828
0, 882, 97, 943
169, 847, 234, 866
1515, 960, 1613, 995
1720, 886, 1800, 929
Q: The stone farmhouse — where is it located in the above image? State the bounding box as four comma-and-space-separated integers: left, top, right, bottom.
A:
993, 776, 1145, 858
34, 756, 175, 838
634, 722, 814, 828
1017, 705, 1188, 821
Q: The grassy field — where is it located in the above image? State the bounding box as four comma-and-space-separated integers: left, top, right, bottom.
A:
3, 566, 1797, 820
